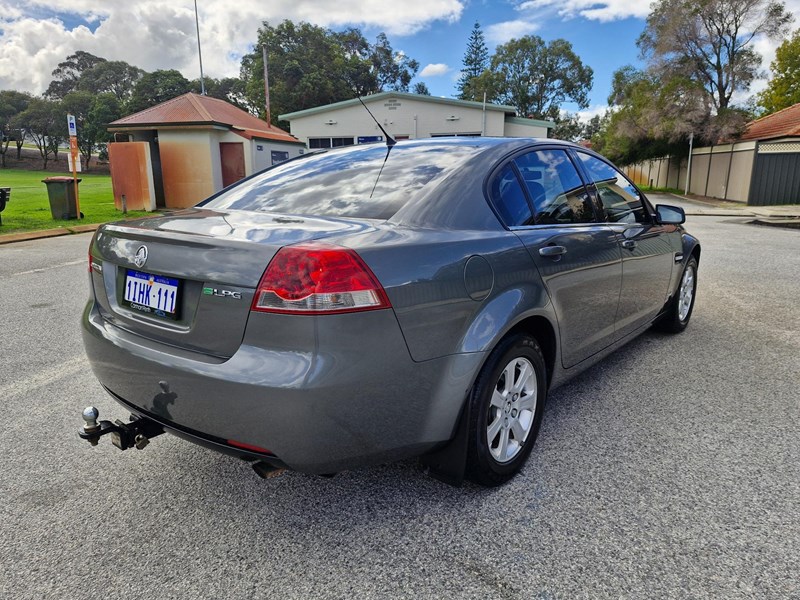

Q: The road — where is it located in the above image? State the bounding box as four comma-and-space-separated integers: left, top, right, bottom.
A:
1, 196, 798, 599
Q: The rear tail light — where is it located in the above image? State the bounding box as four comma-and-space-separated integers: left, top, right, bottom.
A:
88, 233, 102, 274
252, 242, 391, 314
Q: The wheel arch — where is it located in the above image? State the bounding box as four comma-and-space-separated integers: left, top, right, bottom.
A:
682, 232, 701, 265
421, 312, 558, 486
504, 315, 557, 389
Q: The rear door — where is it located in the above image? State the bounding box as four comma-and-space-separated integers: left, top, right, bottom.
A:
573, 151, 675, 340
489, 148, 622, 368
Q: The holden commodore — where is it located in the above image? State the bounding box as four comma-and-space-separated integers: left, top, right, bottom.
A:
80, 137, 699, 486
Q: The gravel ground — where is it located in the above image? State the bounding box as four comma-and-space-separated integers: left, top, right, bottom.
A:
1, 201, 798, 599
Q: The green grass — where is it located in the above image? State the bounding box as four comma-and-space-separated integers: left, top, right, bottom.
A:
639, 185, 684, 195
0, 169, 149, 234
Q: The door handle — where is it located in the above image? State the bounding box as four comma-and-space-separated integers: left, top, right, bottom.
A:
539, 245, 567, 258
621, 240, 637, 250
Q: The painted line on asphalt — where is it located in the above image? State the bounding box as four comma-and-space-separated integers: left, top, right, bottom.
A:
6, 259, 86, 278
0, 355, 89, 400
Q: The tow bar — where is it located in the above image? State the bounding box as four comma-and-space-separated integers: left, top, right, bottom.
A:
78, 406, 165, 450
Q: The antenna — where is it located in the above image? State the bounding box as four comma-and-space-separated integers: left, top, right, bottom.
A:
193, 0, 205, 95
357, 96, 396, 147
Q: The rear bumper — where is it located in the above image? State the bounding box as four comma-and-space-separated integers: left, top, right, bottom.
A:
82, 301, 485, 474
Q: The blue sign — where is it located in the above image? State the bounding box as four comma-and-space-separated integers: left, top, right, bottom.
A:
357, 136, 383, 144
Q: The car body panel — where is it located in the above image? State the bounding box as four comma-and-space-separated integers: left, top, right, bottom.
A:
611, 222, 677, 340
81, 137, 700, 476
83, 300, 487, 473
513, 224, 623, 368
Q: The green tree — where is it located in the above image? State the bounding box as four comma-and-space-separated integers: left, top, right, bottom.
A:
46, 51, 107, 99
412, 82, 431, 95
14, 98, 63, 169
457, 22, 489, 101
592, 67, 711, 164
369, 33, 419, 92
489, 36, 593, 120
78, 60, 145, 101
240, 21, 420, 125
190, 77, 249, 109
758, 29, 800, 115
127, 70, 192, 113
0, 90, 32, 167
62, 91, 121, 170
583, 114, 604, 140
241, 21, 352, 124
551, 113, 584, 141
87, 94, 122, 163
639, 0, 792, 112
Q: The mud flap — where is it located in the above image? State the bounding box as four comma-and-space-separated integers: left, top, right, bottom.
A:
419, 400, 470, 487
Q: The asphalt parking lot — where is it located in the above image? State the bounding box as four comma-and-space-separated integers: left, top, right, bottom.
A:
1, 196, 798, 599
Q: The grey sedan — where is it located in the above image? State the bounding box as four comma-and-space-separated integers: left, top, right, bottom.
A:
81, 137, 699, 486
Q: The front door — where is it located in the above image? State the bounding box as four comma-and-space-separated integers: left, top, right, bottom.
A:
573, 151, 675, 339
220, 142, 246, 188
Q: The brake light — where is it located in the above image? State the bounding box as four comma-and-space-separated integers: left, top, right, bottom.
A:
252, 243, 391, 314
88, 233, 102, 273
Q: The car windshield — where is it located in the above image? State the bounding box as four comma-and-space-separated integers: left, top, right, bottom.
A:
202, 142, 483, 220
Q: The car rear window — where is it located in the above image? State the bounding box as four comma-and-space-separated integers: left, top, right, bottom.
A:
202, 142, 483, 220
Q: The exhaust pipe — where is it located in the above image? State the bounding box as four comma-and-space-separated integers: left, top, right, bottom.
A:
252, 461, 286, 479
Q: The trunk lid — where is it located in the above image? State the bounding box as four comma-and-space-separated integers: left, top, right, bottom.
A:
90, 208, 376, 357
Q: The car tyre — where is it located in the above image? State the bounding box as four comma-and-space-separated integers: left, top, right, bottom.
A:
466, 334, 547, 487
655, 256, 698, 334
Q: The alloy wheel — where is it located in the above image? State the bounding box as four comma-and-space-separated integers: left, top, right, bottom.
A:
487, 357, 537, 463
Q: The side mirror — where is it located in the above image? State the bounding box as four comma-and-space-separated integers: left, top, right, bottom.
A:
655, 204, 685, 225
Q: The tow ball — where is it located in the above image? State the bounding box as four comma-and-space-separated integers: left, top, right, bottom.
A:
79, 406, 165, 450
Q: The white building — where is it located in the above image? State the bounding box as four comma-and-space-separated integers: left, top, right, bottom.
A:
279, 92, 553, 148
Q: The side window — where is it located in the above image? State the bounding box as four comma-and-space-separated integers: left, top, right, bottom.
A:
489, 163, 533, 226
576, 153, 647, 224
514, 150, 594, 224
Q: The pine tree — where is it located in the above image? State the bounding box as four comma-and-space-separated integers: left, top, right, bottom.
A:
457, 22, 489, 101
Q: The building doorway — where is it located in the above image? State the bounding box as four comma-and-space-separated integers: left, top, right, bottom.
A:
220, 142, 246, 187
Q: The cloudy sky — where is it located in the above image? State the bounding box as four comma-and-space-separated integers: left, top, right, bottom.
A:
1, 0, 797, 118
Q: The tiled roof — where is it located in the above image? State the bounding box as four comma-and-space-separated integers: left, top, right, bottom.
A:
110, 93, 301, 144
741, 103, 800, 141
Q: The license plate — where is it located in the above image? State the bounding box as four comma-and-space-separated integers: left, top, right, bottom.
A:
123, 270, 180, 319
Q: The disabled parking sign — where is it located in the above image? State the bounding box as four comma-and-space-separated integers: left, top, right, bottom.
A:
67, 114, 77, 137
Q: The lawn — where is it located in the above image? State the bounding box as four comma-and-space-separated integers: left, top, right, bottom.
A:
0, 169, 149, 234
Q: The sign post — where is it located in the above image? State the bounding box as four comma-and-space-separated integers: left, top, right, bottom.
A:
67, 114, 81, 219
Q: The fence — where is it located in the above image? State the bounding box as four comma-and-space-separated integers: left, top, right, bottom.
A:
622, 141, 758, 204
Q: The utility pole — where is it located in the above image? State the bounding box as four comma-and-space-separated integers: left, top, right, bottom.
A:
684, 131, 694, 195
262, 45, 271, 125
194, 0, 206, 95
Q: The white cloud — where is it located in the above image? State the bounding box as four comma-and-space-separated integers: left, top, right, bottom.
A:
484, 19, 540, 44
576, 104, 609, 122
0, 0, 465, 94
515, 0, 649, 23
420, 63, 450, 77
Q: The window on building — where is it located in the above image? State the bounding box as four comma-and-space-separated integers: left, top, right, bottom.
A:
271, 151, 289, 165
308, 137, 355, 149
